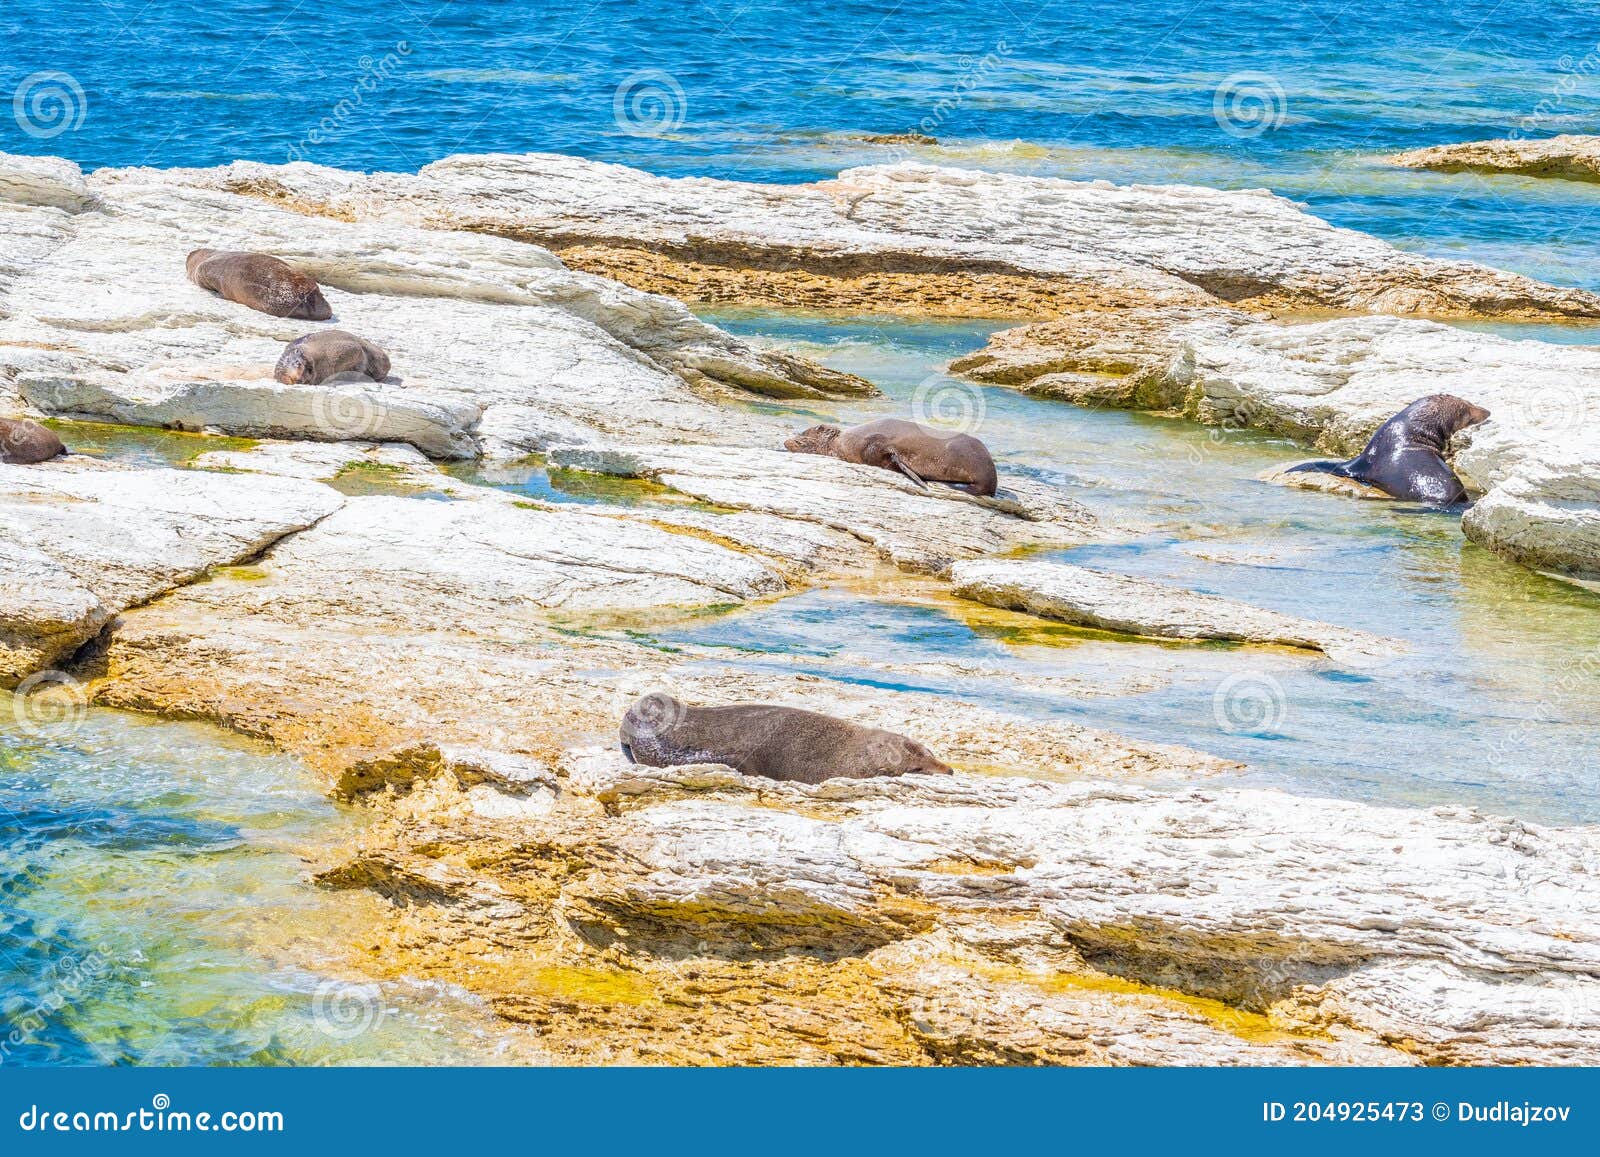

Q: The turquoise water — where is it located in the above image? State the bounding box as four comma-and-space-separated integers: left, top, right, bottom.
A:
7, 0, 1600, 286
0, 710, 521, 1065
653, 313, 1600, 825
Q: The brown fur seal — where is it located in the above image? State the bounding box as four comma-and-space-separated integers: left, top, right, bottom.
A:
620, 694, 954, 784
1287, 394, 1490, 505
0, 418, 66, 465
784, 417, 998, 497
186, 249, 332, 320
274, 330, 391, 386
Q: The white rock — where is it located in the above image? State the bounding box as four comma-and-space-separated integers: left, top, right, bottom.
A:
137, 151, 1600, 319
0, 153, 867, 460
555, 758, 1600, 1064
552, 442, 1097, 574
0, 457, 340, 681
949, 558, 1402, 664
259, 492, 785, 615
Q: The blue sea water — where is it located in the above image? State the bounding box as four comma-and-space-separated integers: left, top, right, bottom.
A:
5, 0, 1600, 285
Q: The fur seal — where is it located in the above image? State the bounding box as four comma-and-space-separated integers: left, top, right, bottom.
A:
274, 330, 391, 386
620, 694, 954, 784
784, 417, 998, 496
186, 249, 332, 320
0, 418, 66, 465
1287, 394, 1490, 505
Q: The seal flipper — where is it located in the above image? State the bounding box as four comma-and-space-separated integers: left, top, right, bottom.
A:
620, 741, 636, 763
1286, 459, 1352, 478
886, 451, 929, 489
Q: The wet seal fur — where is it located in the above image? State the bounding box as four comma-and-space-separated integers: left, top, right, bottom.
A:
620, 694, 954, 784
275, 330, 391, 386
785, 417, 998, 496
186, 249, 332, 320
0, 418, 66, 465
1287, 394, 1491, 505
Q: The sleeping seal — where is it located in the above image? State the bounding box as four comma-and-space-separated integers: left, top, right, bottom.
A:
1287, 394, 1490, 505
0, 418, 66, 465
274, 330, 391, 386
620, 694, 954, 784
784, 417, 998, 496
186, 249, 332, 320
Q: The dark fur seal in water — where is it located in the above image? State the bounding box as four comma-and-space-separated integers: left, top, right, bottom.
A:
784, 417, 998, 497
0, 418, 66, 465
274, 330, 391, 386
186, 249, 332, 320
1287, 394, 1491, 505
620, 694, 954, 784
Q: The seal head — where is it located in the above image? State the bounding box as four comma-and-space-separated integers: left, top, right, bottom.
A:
0, 418, 67, 465
275, 330, 391, 386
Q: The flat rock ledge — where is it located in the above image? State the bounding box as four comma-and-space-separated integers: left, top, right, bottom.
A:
0, 457, 339, 684
313, 754, 1600, 1065
117, 151, 1600, 321
0, 152, 870, 464
949, 559, 1403, 665
1389, 135, 1600, 184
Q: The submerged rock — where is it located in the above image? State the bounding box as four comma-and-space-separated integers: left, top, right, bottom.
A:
949, 559, 1403, 664
1389, 135, 1600, 184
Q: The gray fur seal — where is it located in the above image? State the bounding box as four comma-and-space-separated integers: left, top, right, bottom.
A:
784, 417, 998, 497
620, 694, 954, 784
274, 330, 391, 386
0, 418, 66, 465
1287, 394, 1490, 505
186, 249, 332, 320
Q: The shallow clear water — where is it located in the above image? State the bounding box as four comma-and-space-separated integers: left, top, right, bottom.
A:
651, 312, 1600, 825
10, 0, 1600, 286
0, 710, 516, 1065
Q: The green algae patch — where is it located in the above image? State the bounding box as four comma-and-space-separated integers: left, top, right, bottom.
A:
329, 462, 454, 501
47, 419, 258, 468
